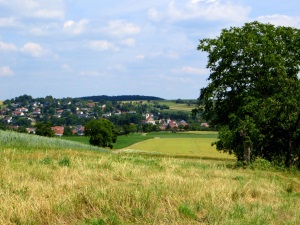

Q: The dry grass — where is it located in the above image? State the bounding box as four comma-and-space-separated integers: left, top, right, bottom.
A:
0, 146, 299, 224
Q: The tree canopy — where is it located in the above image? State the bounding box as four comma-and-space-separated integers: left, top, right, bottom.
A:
84, 118, 118, 148
35, 122, 55, 137
196, 21, 300, 168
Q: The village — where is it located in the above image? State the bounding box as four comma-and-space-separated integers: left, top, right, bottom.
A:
0, 95, 208, 136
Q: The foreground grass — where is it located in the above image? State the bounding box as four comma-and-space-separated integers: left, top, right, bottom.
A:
1, 130, 299, 224
0, 147, 299, 224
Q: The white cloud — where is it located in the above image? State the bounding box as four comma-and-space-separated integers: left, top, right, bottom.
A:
61, 64, 72, 72
257, 14, 300, 28
172, 66, 209, 75
21, 42, 47, 57
79, 70, 106, 77
148, 7, 161, 21
157, 73, 193, 83
0, 17, 17, 27
34, 9, 64, 20
167, 0, 250, 22
120, 38, 136, 47
63, 19, 89, 35
88, 40, 119, 51
0, 0, 64, 20
104, 20, 140, 37
136, 54, 145, 60
0, 41, 18, 51
0, 66, 14, 77
109, 64, 126, 72
28, 23, 59, 36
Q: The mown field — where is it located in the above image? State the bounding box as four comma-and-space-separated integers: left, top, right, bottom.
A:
156, 100, 196, 111
1, 130, 300, 224
63, 132, 224, 159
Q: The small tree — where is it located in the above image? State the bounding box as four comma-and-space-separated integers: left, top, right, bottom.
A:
84, 118, 117, 148
63, 126, 73, 136
35, 122, 55, 137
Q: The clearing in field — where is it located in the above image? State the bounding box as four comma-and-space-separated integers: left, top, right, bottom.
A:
122, 138, 235, 160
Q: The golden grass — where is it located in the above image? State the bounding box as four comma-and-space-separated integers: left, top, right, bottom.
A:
0, 147, 299, 224
122, 138, 235, 160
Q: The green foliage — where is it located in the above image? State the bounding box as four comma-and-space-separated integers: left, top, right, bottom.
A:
85, 118, 118, 148
35, 122, 55, 137
178, 204, 196, 219
63, 126, 73, 136
58, 156, 71, 167
197, 21, 300, 168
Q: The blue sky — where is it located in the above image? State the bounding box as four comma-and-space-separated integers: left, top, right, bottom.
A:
1, 0, 300, 100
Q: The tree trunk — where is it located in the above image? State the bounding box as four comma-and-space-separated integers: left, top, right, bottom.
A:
285, 140, 292, 168
240, 129, 251, 165
243, 140, 251, 165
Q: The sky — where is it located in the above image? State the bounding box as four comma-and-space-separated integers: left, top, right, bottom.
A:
1, 0, 300, 100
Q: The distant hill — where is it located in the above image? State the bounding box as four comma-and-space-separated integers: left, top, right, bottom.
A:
77, 95, 165, 102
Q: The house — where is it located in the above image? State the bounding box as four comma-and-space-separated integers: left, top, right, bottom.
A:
26, 127, 36, 134
87, 102, 95, 107
114, 110, 122, 116
56, 109, 64, 114
12, 111, 24, 116
15, 107, 28, 112
102, 113, 111, 118
32, 108, 41, 115
168, 120, 178, 129
51, 126, 64, 137
0, 108, 10, 115
179, 120, 189, 127
72, 125, 85, 135
201, 123, 209, 128
4, 116, 12, 123
127, 111, 137, 114
144, 113, 155, 125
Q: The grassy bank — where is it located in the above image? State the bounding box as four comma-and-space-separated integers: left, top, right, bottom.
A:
0, 130, 299, 224
0, 130, 107, 152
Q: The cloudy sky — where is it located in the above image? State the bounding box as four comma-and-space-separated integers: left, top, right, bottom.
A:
1, 0, 300, 100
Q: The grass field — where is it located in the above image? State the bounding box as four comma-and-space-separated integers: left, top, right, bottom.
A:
0, 130, 299, 224
122, 138, 235, 160
63, 131, 219, 151
156, 100, 196, 111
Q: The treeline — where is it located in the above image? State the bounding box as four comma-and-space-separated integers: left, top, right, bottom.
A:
78, 95, 164, 102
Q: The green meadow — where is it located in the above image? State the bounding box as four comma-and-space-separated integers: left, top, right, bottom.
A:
122, 137, 235, 160
156, 100, 196, 111
63, 131, 223, 159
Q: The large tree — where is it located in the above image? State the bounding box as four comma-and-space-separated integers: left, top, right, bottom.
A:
196, 21, 300, 167
84, 118, 118, 148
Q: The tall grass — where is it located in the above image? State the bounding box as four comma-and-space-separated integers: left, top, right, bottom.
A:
0, 130, 107, 152
0, 130, 299, 224
0, 149, 299, 224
